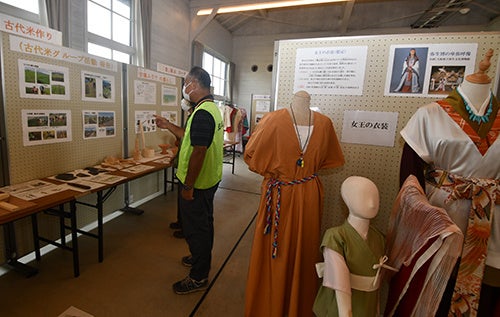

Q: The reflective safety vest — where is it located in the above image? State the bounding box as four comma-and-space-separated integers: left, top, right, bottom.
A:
176, 100, 223, 189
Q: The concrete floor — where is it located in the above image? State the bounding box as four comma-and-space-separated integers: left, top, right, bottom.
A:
0, 155, 263, 317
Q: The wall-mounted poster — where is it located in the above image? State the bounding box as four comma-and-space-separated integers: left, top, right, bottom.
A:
134, 80, 156, 104
18, 59, 70, 100
82, 110, 116, 139
22, 109, 72, 146
294, 46, 368, 95
385, 43, 478, 97
160, 110, 178, 126
135, 110, 157, 133
255, 97, 271, 112
161, 85, 177, 106
81, 71, 115, 102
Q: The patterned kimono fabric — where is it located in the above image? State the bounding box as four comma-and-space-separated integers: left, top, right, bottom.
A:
384, 175, 463, 317
433, 93, 500, 317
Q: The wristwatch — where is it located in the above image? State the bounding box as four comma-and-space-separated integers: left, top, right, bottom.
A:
182, 184, 193, 191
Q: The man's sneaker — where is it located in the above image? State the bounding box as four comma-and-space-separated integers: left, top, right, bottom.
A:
181, 255, 194, 267
172, 276, 208, 294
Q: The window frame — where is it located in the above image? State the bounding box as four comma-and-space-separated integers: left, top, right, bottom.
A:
86, 0, 137, 64
202, 50, 230, 101
0, 1, 41, 24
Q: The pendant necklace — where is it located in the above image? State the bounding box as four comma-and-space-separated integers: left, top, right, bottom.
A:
290, 105, 311, 168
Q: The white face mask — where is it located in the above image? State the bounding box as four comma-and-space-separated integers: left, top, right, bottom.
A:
181, 98, 192, 112
182, 82, 192, 102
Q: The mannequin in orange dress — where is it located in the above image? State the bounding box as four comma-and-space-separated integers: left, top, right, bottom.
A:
244, 90, 344, 317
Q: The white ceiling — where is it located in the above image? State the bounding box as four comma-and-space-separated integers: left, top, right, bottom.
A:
189, 0, 500, 36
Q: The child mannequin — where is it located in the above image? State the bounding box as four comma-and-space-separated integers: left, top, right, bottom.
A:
313, 176, 387, 317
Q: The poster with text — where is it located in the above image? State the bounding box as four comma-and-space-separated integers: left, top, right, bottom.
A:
81, 71, 115, 102
22, 109, 72, 146
82, 110, 116, 139
294, 46, 368, 95
385, 43, 478, 97
134, 80, 157, 104
135, 110, 157, 134
18, 59, 69, 100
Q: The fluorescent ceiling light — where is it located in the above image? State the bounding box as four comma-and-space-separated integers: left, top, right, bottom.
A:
197, 0, 348, 15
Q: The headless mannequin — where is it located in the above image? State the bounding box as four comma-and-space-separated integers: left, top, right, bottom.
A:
324, 176, 380, 317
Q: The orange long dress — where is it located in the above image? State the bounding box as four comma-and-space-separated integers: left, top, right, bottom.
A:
244, 108, 344, 317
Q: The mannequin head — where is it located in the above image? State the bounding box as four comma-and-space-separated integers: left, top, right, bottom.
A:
341, 176, 379, 220
291, 90, 311, 110
458, 49, 494, 110
289, 90, 312, 125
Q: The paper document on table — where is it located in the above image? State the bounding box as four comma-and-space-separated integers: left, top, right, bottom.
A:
0, 180, 53, 194
0, 181, 67, 200
89, 174, 127, 184
122, 164, 155, 174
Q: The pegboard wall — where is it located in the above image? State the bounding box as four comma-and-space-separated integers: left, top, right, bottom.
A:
125, 65, 180, 158
273, 32, 500, 234
125, 65, 181, 199
0, 31, 125, 262
0, 32, 181, 262
1, 32, 123, 183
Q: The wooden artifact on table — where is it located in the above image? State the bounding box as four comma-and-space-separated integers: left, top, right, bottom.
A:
158, 143, 170, 154
101, 155, 136, 169
0, 192, 20, 211
133, 134, 142, 161
137, 120, 155, 159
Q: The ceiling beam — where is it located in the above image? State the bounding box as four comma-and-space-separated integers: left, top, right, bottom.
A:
224, 14, 255, 31
339, 0, 355, 34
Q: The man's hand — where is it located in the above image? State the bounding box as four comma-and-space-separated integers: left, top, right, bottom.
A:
153, 114, 169, 129
181, 187, 194, 200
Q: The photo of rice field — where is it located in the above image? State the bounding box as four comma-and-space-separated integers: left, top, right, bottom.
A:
103, 80, 112, 99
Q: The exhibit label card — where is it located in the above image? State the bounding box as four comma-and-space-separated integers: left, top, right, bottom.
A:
10, 35, 118, 71
341, 110, 398, 147
0, 13, 62, 45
